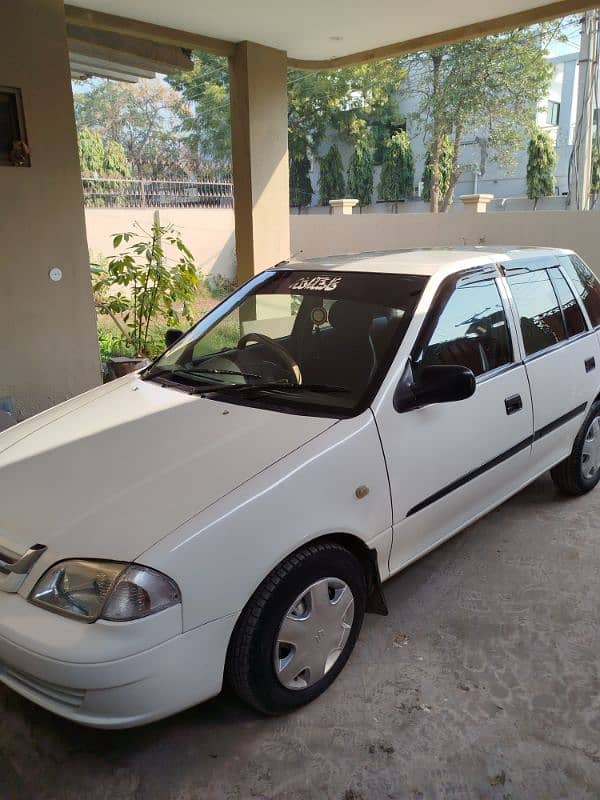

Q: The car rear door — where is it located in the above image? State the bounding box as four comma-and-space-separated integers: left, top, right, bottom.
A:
376, 265, 535, 576
502, 258, 600, 476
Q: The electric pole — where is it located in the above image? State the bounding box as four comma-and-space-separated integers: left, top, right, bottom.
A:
570, 9, 598, 210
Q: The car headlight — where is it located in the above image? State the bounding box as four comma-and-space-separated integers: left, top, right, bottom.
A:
29, 560, 181, 623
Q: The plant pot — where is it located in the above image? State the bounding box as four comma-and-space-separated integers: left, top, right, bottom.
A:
106, 356, 150, 381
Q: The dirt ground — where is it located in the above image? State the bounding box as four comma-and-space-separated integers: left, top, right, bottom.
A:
1, 473, 599, 800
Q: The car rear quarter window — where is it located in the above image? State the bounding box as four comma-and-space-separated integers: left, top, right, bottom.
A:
418, 276, 512, 377
562, 254, 600, 327
507, 270, 567, 356
548, 267, 587, 337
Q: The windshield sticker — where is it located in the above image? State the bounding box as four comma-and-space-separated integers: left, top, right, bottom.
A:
288, 275, 342, 292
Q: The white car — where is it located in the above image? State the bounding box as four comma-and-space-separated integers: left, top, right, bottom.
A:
2, 247, 600, 728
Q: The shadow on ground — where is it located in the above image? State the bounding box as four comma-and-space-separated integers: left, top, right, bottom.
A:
1, 474, 599, 799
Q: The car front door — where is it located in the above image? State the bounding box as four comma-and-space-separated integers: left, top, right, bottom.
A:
375, 266, 534, 576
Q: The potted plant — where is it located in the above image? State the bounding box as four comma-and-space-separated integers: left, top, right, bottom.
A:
93, 219, 199, 379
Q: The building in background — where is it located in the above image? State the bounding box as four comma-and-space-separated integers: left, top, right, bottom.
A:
307, 49, 596, 210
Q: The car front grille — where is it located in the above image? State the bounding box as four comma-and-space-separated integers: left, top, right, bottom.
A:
0, 661, 86, 708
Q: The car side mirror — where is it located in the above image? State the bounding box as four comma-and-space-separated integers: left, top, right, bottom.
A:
395, 362, 476, 412
165, 328, 184, 349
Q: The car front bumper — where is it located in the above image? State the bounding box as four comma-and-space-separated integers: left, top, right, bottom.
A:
0, 595, 237, 728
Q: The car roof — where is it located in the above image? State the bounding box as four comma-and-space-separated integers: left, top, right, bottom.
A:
282, 246, 574, 278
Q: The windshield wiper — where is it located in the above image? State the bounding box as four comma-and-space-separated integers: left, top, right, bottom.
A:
178, 367, 263, 379
142, 366, 261, 383
143, 372, 349, 397
197, 381, 350, 396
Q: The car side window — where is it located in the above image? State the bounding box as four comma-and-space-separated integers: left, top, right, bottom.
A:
548, 267, 587, 337
417, 276, 512, 378
562, 254, 600, 327
507, 270, 566, 356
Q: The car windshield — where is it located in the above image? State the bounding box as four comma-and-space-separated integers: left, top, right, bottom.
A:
144, 268, 427, 416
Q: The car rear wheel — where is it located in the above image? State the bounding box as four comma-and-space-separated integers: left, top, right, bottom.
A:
226, 541, 366, 714
551, 400, 600, 496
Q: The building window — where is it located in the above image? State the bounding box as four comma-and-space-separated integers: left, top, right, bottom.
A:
546, 100, 560, 127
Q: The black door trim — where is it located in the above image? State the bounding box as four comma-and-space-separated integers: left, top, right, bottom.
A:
405, 402, 587, 517
532, 402, 587, 441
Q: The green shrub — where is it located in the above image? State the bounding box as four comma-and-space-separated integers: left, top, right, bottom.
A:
347, 142, 374, 207
422, 135, 454, 202
93, 221, 199, 357
318, 144, 345, 205
378, 131, 414, 201
204, 273, 237, 299
527, 129, 556, 202
592, 143, 600, 194
97, 326, 135, 361
289, 137, 313, 209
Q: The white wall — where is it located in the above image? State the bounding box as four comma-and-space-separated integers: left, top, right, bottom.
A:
291, 209, 600, 276
85, 208, 236, 279
84, 207, 600, 285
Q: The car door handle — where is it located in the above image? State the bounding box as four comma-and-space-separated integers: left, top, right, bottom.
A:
505, 394, 523, 415
585, 357, 596, 373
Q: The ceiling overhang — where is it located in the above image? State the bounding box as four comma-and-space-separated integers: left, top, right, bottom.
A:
68, 16, 193, 82
65, 0, 597, 71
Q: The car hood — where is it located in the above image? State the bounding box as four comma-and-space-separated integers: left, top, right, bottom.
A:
0, 376, 336, 562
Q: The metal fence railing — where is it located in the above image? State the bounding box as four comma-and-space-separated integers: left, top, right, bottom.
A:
82, 177, 234, 209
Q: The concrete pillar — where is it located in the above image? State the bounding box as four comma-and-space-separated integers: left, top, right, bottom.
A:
0, 0, 101, 420
229, 42, 290, 285
459, 193, 494, 213
329, 199, 359, 215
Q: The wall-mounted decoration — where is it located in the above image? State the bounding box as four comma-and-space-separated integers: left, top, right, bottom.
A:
0, 87, 30, 167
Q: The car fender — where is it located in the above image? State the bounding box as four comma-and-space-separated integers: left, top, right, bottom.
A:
140, 409, 393, 632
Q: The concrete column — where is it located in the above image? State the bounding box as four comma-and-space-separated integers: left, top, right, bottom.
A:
0, 0, 101, 420
229, 42, 290, 285
329, 199, 359, 215
459, 193, 494, 213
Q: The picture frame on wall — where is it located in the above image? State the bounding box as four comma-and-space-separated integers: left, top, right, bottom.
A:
0, 86, 31, 167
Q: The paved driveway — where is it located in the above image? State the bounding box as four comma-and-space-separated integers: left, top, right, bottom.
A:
2, 474, 599, 800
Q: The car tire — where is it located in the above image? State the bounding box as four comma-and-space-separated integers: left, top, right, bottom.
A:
226, 541, 366, 715
551, 400, 600, 496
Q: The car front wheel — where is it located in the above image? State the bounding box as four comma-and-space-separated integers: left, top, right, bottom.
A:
551, 399, 600, 495
226, 541, 366, 714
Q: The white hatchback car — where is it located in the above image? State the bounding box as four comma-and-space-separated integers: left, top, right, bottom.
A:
2, 247, 600, 728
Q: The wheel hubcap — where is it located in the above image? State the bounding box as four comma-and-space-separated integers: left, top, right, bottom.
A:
581, 416, 600, 480
274, 577, 354, 691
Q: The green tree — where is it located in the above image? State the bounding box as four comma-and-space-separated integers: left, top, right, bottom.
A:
526, 128, 557, 206
422, 134, 453, 202
74, 78, 194, 179
167, 53, 232, 164
592, 143, 600, 195
168, 53, 407, 167
103, 140, 131, 177
347, 140, 374, 208
78, 127, 105, 176
78, 127, 130, 178
378, 130, 414, 201
407, 25, 555, 212
289, 134, 313, 210
319, 144, 345, 205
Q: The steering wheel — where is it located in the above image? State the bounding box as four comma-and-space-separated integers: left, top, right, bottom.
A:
237, 332, 302, 385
